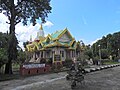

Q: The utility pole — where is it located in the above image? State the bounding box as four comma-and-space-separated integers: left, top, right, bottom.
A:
118, 48, 120, 58
98, 45, 101, 65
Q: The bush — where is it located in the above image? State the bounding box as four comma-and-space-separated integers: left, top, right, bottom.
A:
40, 58, 46, 64
113, 56, 120, 62
51, 62, 63, 72
64, 58, 73, 68
93, 56, 99, 65
77, 57, 88, 66
46, 58, 52, 66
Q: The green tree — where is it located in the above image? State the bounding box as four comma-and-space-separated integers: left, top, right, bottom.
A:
17, 50, 26, 64
0, 32, 8, 49
84, 49, 93, 59
0, 0, 52, 74
0, 32, 8, 68
92, 32, 120, 60
101, 49, 108, 59
0, 48, 8, 69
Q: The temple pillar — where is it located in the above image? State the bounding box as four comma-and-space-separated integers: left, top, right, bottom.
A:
43, 51, 45, 58
70, 50, 72, 59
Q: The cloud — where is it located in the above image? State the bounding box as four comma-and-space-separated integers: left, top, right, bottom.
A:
0, 12, 53, 50
78, 38, 101, 46
14, 0, 17, 5
90, 38, 101, 45
16, 23, 40, 42
0, 13, 9, 33
43, 21, 54, 27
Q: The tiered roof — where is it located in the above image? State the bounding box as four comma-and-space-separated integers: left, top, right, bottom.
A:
26, 28, 79, 52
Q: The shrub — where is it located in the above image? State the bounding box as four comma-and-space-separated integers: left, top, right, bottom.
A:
64, 58, 73, 68
40, 58, 46, 64
77, 57, 88, 66
93, 56, 99, 65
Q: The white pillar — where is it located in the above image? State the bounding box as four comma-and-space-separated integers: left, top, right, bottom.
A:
43, 51, 45, 58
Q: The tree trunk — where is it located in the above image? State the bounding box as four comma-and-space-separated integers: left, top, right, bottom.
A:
5, 58, 12, 74
5, 0, 16, 74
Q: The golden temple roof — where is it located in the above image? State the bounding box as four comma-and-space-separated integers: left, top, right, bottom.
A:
26, 28, 81, 52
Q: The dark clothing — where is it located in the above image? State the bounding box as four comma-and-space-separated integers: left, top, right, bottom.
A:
70, 64, 76, 71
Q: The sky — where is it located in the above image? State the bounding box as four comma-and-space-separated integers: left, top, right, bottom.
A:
0, 0, 120, 49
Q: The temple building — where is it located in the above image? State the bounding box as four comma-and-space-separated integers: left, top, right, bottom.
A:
25, 24, 81, 64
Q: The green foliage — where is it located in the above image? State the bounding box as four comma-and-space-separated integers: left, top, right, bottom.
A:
77, 56, 88, 66
101, 49, 108, 59
0, 32, 8, 47
84, 49, 93, 59
46, 58, 52, 65
92, 31, 120, 60
0, 0, 52, 25
113, 56, 120, 62
0, 48, 8, 68
17, 50, 26, 64
40, 58, 46, 64
0, 32, 8, 68
64, 58, 73, 68
0, 0, 52, 74
92, 56, 99, 65
103, 61, 119, 65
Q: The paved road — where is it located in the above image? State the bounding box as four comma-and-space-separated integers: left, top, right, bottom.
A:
1, 66, 120, 90
23, 66, 120, 90
0, 72, 67, 90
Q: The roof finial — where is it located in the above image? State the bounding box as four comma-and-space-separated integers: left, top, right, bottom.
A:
40, 23, 43, 30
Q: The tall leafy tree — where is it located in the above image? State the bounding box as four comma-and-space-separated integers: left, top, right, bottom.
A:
100, 49, 108, 59
92, 31, 120, 60
0, 48, 8, 69
0, 32, 8, 69
0, 0, 52, 74
17, 49, 26, 64
84, 49, 93, 59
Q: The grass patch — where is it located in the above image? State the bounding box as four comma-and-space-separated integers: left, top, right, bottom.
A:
0, 74, 20, 81
103, 61, 119, 65
12, 64, 20, 69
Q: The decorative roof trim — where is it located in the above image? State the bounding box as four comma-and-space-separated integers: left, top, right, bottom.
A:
58, 28, 73, 40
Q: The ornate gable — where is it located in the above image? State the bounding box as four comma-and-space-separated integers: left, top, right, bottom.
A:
59, 28, 73, 43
